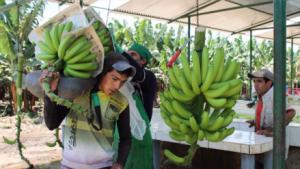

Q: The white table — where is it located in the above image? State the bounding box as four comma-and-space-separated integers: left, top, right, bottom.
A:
150, 112, 273, 169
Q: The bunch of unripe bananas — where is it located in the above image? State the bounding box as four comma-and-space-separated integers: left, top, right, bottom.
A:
160, 47, 242, 165
37, 21, 98, 79
92, 21, 114, 55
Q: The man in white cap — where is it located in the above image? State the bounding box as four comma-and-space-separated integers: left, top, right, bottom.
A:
246, 68, 295, 169
246, 68, 295, 135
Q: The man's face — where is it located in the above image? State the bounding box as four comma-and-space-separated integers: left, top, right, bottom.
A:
99, 70, 128, 95
252, 77, 272, 96
127, 50, 146, 67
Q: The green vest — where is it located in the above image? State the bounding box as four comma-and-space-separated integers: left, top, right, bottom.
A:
61, 91, 128, 169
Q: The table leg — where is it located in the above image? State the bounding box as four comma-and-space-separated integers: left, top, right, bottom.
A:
241, 154, 255, 169
153, 140, 161, 169
264, 151, 273, 169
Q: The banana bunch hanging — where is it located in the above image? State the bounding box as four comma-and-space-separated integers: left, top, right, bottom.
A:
160, 46, 242, 166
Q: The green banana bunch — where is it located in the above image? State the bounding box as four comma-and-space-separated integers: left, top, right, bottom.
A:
62, 35, 98, 79
37, 22, 74, 65
92, 20, 114, 55
160, 44, 242, 166
37, 21, 99, 79
200, 47, 242, 109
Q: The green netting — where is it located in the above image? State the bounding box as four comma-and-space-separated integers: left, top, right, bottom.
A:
113, 93, 153, 169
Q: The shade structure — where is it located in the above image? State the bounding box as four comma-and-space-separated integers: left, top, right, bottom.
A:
110, 0, 300, 44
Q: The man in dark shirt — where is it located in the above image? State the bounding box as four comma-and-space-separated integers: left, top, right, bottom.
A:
113, 43, 157, 169
122, 43, 157, 121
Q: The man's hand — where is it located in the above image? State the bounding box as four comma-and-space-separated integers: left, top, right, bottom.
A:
111, 163, 123, 169
246, 119, 255, 128
39, 70, 60, 91
256, 129, 273, 137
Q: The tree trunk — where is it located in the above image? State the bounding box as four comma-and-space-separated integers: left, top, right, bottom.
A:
10, 81, 16, 113
23, 89, 29, 112
0, 83, 5, 101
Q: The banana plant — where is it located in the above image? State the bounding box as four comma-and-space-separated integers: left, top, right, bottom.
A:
0, 0, 44, 167
109, 18, 187, 87
0, 54, 14, 116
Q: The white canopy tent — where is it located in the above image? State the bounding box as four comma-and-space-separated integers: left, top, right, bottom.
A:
101, 0, 300, 44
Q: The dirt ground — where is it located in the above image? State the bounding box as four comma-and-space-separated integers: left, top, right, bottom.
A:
1, 113, 300, 169
0, 115, 61, 169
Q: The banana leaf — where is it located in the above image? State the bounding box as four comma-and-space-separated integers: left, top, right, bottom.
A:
19, 0, 44, 41
0, 25, 15, 61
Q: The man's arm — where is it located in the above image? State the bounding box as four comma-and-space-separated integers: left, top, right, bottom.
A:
115, 106, 131, 167
43, 95, 69, 130
256, 108, 296, 137
40, 70, 69, 130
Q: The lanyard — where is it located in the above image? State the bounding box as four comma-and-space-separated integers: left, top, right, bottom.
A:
88, 92, 103, 131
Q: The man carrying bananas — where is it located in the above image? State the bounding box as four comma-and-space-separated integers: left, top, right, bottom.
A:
246, 69, 295, 169
41, 53, 136, 169
113, 43, 157, 169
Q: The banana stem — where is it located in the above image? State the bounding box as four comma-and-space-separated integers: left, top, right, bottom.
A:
183, 143, 199, 165
48, 59, 64, 72
41, 77, 88, 116
16, 115, 33, 168
55, 128, 64, 148
204, 102, 210, 112
164, 143, 199, 167
15, 52, 33, 168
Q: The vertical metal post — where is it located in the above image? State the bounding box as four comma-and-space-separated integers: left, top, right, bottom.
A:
291, 38, 294, 95
273, 0, 286, 169
188, 16, 191, 61
249, 29, 253, 99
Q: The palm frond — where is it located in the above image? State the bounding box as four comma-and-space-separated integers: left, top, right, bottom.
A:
8, 5, 18, 27
0, 18, 12, 34
19, 0, 45, 41
0, 1, 19, 38
0, 25, 15, 61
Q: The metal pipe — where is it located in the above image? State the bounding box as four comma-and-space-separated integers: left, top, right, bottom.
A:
225, 0, 272, 15
287, 32, 300, 39
288, 36, 300, 39
291, 38, 294, 95
249, 23, 300, 31
188, 16, 191, 61
273, 0, 286, 168
249, 30, 253, 99
190, 1, 273, 17
232, 10, 300, 35
168, 0, 221, 23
